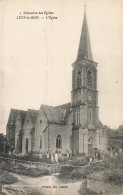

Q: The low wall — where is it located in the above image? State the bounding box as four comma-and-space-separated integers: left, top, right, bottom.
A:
0, 156, 103, 174
0, 157, 62, 173
60, 160, 103, 173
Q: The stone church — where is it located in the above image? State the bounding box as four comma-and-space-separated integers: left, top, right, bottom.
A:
6, 9, 108, 155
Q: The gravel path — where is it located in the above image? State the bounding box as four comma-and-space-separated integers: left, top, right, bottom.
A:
3, 173, 82, 195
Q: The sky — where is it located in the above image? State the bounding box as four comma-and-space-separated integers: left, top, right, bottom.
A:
0, 0, 123, 134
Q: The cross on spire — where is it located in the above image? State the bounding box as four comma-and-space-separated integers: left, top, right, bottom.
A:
84, 0, 86, 11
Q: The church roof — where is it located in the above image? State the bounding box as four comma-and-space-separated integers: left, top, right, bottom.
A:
76, 9, 93, 62
97, 120, 104, 128
18, 110, 27, 125
6, 109, 26, 126
27, 109, 38, 124
42, 102, 71, 124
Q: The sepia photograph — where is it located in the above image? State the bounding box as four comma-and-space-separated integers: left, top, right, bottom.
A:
0, 0, 123, 194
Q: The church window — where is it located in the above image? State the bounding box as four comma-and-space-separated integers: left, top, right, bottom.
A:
26, 138, 28, 153
87, 70, 92, 86
31, 135, 33, 151
17, 138, 19, 152
99, 133, 100, 144
88, 137, 92, 144
40, 120, 42, 125
77, 70, 81, 87
103, 129, 104, 135
56, 135, 62, 148
89, 109, 92, 124
27, 119, 29, 124
75, 109, 80, 125
39, 136, 42, 148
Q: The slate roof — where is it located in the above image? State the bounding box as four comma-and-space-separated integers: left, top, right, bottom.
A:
97, 120, 104, 128
42, 102, 71, 124
7, 104, 103, 128
7, 109, 26, 126
18, 110, 27, 125
7, 109, 18, 126
76, 9, 93, 62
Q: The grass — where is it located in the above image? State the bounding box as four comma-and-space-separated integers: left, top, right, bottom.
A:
78, 186, 99, 195
59, 153, 123, 184
78, 153, 123, 194
1, 161, 50, 177
0, 169, 18, 184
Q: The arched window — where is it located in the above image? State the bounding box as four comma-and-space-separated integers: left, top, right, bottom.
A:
31, 135, 33, 151
88, 136, 93, 144
89, 109, 92, 124
26, 138, 28, 153
75, 109, 80, 125
40, 119, 42, 125
56, 135, 62, 148
87, 70, 92, 86
77, 70, 81, 87
39, 136, 42, 148
17, 138, 19, 152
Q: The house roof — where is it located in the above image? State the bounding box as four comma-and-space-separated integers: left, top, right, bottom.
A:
41, 102, 71, 124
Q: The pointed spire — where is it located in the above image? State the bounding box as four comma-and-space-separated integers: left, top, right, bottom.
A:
76, 5, 93, 62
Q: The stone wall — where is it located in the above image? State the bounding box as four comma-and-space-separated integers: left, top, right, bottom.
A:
0, 157, 62, 173
0, 157, 104, 175
34, 106, 49, 153
79, 127, 88, 154
22, 114, 35, 154
47, 122, 72, 153
73, 129, 79, 152
33, 107, 73, 154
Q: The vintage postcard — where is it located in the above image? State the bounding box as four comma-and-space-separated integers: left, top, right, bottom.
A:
0, 0, 123, 194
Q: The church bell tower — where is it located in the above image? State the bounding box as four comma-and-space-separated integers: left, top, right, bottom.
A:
71, 7, 99, 153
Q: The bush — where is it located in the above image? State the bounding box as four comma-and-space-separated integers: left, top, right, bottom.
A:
78, 185, 99, 195
70, 155, 89, 166
102, 153, 123, 184
71, 169, 90, 180
103, 168, 123, 184
9, 164, 50, 177
59, 165, 89, 180
90, 160, 109, 172
58, 155, 69, 163
59, 166, 75, 178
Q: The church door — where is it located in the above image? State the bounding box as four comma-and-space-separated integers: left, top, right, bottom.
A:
88, 144, 92, 154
